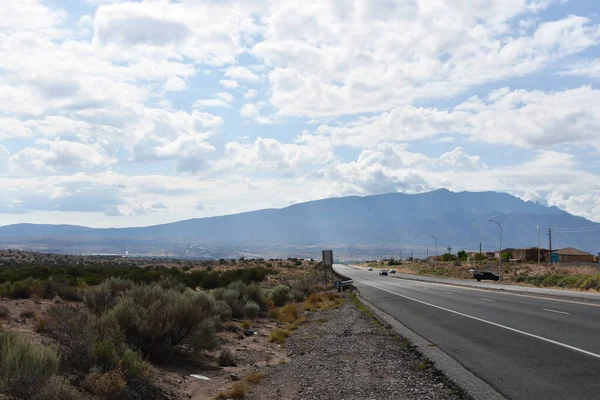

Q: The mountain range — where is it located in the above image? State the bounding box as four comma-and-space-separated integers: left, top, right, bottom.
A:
1, 189, 599, 259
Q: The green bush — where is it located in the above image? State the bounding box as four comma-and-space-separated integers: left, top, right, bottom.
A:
244, 300, 260, 319
270, 285, 291, 307
245, 283, 267, 311
215, 300, 232, 321
0, 331, 60, 399
84, 277, 134, 316
104, 284, 218, 360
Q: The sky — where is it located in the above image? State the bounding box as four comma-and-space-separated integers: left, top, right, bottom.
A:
1, 0, 600, 228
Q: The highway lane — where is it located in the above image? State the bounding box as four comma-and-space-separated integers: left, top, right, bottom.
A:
335, 264, 600, 400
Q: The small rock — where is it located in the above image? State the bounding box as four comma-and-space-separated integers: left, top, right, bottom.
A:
230, 374, 240, 381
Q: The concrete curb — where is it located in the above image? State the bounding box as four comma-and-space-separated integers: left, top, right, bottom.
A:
355, 291, 508, 400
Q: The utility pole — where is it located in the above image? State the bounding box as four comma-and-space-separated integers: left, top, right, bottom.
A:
428, 235, 437, 262
426, 247, 429, 260
399, 250, 402, 261
489, 219, 502, 282
548, 228, 552, 266
536, 225, 541, 275
479, 242, 482, 254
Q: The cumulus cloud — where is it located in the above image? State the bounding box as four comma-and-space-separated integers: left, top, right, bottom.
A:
220, 79, 239, 89
240, 103, 272, 124
164, 76, 186, 92
225, 66, 259, 82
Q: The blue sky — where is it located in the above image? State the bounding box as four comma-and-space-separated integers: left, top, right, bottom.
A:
1, 0, 600, 227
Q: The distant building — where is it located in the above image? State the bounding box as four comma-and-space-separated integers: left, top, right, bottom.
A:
494, 248, 547, 262
554, 247, 595, 263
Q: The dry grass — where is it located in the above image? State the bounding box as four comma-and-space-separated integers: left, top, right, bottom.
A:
215, 381, 247, 399
287, 317, 308, 331
244, 372, 264, 384
34, 315, 52, 333
279, 304, 299, 323
303, 292, 344, 312
269, 328, 290, 343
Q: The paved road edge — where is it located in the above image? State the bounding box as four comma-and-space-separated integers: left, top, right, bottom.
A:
355, 291, 508, 400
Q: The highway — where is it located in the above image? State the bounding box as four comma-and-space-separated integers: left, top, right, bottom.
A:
334, 264, 600, 400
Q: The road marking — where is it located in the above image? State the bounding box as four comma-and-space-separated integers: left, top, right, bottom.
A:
445, 292, 454, 295
480, 298, 494, 302
356, 279, 600, 361
543, 309, 570, 315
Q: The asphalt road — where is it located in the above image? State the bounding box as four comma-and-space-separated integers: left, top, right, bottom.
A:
334, 264, 600, 400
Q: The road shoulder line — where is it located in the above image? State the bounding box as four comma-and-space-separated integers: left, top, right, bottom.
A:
356, 292, 507, 400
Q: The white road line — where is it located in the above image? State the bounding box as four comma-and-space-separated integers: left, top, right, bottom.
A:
480, 298, 494, 302
445, 292, 454, 295
357, 279, 600, 361
543, 309, 570, 315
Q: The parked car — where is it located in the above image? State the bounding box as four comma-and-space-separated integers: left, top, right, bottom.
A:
367, 267, 373, 271
389, 269, 396, 274
379, 269, 388, 276
473, 270, 499, 281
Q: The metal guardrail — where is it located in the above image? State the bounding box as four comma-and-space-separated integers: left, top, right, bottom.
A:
334, 279, 354, 292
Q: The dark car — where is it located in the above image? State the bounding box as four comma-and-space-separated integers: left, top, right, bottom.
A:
473, 270, 499, 281
379, 269, 388, 276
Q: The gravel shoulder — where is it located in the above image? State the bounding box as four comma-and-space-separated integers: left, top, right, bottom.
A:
247, 294, 471, 400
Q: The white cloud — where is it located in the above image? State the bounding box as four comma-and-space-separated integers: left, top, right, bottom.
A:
438, 147, 487, 171
243, 89, 257, 99
9, 140, 114, 173
559, 59, 600, 79
225, 66, 260, 82
130, 109, 222, 173
164, 76, 186, 92
240, 102, 272, 124
253, 5, 600, 117
193, 99, 231, 108
215, 92, 234, 103
220, 79, 239, 89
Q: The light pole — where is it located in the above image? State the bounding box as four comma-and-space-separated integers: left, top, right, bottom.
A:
488, 219, 502, 282
536, 225, 541, 275
428, 235, 437, 263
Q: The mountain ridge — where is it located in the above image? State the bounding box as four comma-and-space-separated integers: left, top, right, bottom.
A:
0, 190, 597, 258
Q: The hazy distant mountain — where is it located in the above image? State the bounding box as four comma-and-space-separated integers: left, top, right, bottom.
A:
1, 189, 598, 258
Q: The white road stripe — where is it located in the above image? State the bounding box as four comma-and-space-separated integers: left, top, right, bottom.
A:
543, 309, 570, 315
357, 279, 600, 361
480, 298, 494, 302
445, 292, 454, 295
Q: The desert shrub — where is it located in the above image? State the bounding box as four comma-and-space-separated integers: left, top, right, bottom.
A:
120, 376, 169, 400
269, 285, 291, 307
269, 328, 289, 343
216, 381, 247, 400
104, 284, 218, 360
42, 303, 95, 373
580, 275, 600, 290
218, 348, 236, 367
244, 300, 261, 319
542, 274, 564, 287
279, 304, 299, 323
0, 305, 9, 318
245, 282, 267, 311
31, 376, 87, 400
0, 277, 45, 299
0, 331, 60, 399
34, 315, 52, 333
84, 370, 127, 398
215, 300, 232, 321
228, 281, 248, 297
244, 372, 264, 384
84, 277, 134, 316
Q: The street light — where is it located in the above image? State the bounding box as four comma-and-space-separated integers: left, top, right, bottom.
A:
536, 225, 541, 275
488, 219, 502, 282
428, 235, 437, 262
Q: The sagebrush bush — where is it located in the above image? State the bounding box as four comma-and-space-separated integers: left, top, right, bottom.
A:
0, 331, 60, 399
31, 376, 87, 400
280, 304, 299, 323
218, 348, 236, 367
215, 300, 232, 322
104, 284, 218, 359
244, 300, 261, 319
42, 303, 95, 373
245, 282, 267, 311
84, 277, 134, 316
270, 285, 291, 307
